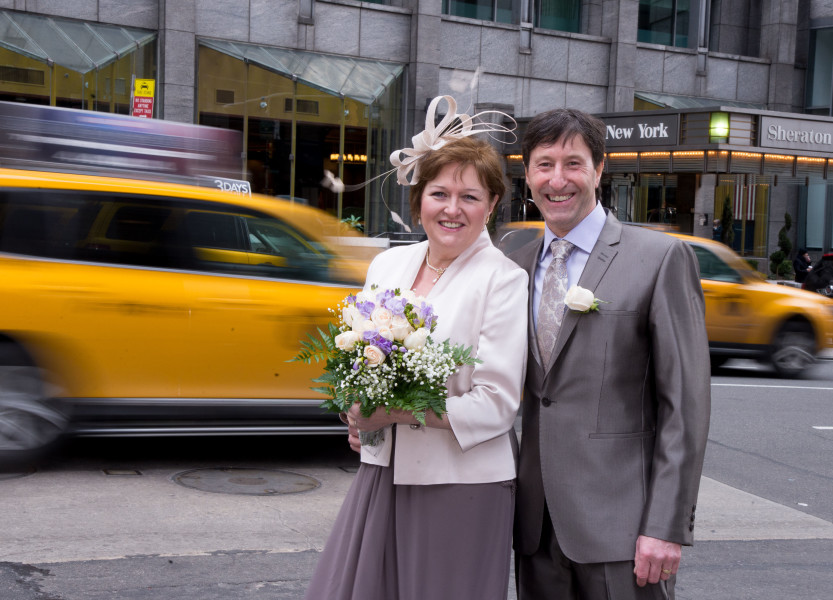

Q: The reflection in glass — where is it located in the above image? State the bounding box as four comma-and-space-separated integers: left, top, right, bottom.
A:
638, 0, 690, 48
0, 11, 156, 112
536, 0, 580, 32
196, 44, 404, 237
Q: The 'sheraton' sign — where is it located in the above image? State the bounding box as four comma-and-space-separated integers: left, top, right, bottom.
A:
760, 116, 833, 151
602, 114, 679, 147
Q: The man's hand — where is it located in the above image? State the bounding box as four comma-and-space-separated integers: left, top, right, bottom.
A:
633, 535, 680, 587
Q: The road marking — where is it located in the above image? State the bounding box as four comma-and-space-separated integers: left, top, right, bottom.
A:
812, 426, 833, 430
712, 383, 833, 391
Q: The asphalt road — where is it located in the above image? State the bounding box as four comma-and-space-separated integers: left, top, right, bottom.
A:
1, 357, 832, 599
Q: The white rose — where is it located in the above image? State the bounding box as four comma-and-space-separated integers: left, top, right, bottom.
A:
390, 316, 413, 341
352, 318, 376, 335
334, 330, 361, 351
564, 286, 596, 312
356, 290, 375, 304
371, 306, 393, 329
342, 305, 362, 327
378, 326, 394, 341
400, 289, 417, 304
404, 327, 430, 351
363, 344, 385, 366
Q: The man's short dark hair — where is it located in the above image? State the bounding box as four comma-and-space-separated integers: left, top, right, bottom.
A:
522, 108, 606, 168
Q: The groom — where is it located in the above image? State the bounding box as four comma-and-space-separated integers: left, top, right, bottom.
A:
510, 108, 711, 599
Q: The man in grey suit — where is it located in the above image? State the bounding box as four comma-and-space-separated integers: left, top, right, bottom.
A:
511, 108, 711, 599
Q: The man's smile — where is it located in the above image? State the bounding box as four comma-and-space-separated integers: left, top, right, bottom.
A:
545, 193, 573, 203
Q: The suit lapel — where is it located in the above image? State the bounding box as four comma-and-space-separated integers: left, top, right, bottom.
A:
513, 238, 545, 368
545, 212, 622, 371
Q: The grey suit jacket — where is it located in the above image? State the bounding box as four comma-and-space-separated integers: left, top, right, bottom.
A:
511, 211, 711, 564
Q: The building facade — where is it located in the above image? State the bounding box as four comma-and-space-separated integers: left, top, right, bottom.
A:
1, 0, 832, 263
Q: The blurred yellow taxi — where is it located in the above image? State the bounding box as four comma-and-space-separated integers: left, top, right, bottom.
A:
494, 220, 833, 377
0, 168, 370, 469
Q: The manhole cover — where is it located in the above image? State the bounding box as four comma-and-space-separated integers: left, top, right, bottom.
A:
173, 467, 320, 496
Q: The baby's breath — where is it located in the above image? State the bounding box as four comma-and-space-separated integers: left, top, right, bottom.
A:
291, 288, 480, 425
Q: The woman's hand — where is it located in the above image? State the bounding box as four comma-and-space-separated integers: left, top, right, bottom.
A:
340, 411, 362, 453
347, 403, 450, 435
347, 403, 405, 432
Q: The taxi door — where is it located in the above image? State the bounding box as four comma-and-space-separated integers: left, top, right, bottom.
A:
690, 245, 756, 345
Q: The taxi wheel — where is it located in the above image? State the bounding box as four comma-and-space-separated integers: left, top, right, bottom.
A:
709, 356, 728, 371
0, 344, 68, 471
769, 321, 816, 378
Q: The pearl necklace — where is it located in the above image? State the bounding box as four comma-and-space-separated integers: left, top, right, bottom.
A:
425, 248, 449, 283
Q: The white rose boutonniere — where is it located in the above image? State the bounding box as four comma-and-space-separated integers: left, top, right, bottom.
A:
564, 285, 606, 313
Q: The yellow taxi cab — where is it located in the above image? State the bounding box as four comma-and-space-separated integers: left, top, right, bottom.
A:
493, 220, 833, 378
0, 168, 370, 469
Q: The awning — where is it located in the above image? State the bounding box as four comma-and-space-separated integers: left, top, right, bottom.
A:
200, 38, 404, 105
0, 10, 156, 74
635, 91, 766, 110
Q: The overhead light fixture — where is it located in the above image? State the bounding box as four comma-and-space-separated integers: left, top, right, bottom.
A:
709, 112, 730, 143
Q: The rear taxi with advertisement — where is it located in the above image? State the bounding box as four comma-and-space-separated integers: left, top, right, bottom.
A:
494, 220, 833, 377
0, 103, 371, 470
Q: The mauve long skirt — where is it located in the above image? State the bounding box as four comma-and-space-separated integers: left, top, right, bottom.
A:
304, 448, 515, 600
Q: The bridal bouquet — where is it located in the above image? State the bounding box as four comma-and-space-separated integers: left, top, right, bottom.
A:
291, 286, 479, 446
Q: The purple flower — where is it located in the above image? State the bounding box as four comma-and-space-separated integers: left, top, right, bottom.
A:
384, 295, 408, 317
356, 300, 375, 318
415, 301, 436, 330
376, 289, 395, 305
363, 331, 393, 354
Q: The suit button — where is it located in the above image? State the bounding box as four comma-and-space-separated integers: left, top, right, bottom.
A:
541, 397, 552, 407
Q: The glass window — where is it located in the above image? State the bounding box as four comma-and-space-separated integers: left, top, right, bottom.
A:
186, 212, 245, 251
629, 174, 677, 224
196, 43, 405, 238
638, 0, 691, 48
806, 28, 833, 115
0, 188, 351, 282
713, 178, 768, 257
535, 0, 580, 32
106, 206, 172, 243
690, 245, 742, 283
805, 183, 827, 250
443, 0, 516, 24
0, 11, 156, 113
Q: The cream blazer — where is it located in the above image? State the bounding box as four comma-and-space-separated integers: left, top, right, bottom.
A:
359, 230, 528, 485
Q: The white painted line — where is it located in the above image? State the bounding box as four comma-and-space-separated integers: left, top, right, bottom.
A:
712, 383, 833, 391
812, 426, 833, 430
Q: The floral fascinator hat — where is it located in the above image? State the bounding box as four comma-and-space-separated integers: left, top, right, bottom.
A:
322, 95, 516, 231
389, 95, 517, 187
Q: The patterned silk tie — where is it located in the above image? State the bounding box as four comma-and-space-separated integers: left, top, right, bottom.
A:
537, 239, 574, 364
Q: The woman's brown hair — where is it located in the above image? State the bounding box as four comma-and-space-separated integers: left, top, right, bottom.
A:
408, 136, 506, 221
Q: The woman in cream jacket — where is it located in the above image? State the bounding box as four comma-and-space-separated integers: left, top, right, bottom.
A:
304, 135, 528, 600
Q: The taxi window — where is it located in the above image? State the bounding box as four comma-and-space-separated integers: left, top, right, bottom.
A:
185, 211, 245, 250
0, 190, 97, 260
0, 188, 344, 283
106, 205, 171, 242
690, 245, 743, 283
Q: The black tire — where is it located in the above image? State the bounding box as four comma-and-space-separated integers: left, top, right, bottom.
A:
0, 344, 68, 471
709, 355, 729, 371
769, 321, 816, 378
